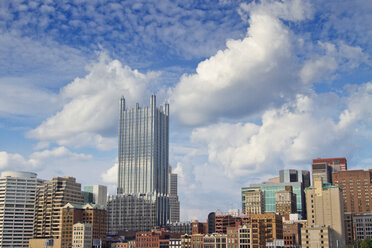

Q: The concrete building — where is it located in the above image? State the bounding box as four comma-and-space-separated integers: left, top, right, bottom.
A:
243, 182, 306, 218
83, 185, 107, 207
107, 194, 156, 234
72, 223, 92, 248
29, 238, 61, 248
275, 186, 297, 216
61, 203, 107, 248
169, 166, 180, 223
332, 169, 372, 214
238, 225, 252, 248
311, 162, 333, 184
353, 213, 372, 240
301, 225, 330, 248
243, 189, 264, 215
0, 171, 43, 248
279, 169, 311, 188
313, 157, 347, 172
34, 177, 83, 240
305, 177, 345, 248
117, 95, 169, 226
250, 213, 283, 248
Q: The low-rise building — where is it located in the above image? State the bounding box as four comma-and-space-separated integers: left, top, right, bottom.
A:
353, 213, 372, 240
301, 225, 330, 248
72, 223, 92, 248
238, 225, 252, 248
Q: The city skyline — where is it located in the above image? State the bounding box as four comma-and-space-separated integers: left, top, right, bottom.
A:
0, 0, 371, 221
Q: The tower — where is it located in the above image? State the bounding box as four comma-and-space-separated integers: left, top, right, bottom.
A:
117, 94, 169, 226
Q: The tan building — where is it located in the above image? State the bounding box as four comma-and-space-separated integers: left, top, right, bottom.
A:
72, 223, 92, 248
190, 234, 204, 248
305, 177, 345, 248
301, 225, 330, 248
34, 177, 83, 239
29, 238, 61, 248
244, 189, 264, 215
61, 203, 107, 248
332, 169, 372, 214
203, 233, 227, 248
238, 225, 252, 248
250, 213, 283, 248
181, 234, 191, 248
275, 186, 297, 215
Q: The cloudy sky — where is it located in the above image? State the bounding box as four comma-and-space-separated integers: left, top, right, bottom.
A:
0, 0, 371, 220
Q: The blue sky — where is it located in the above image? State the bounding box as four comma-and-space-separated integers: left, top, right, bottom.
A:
0, 0, 371, 220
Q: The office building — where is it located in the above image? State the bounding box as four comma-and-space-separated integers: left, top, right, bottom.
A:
311, 162, 332, 184
207, 212, 216, 234
169, 166, 180, 223
332, 169, 372, 214
301, 225, 330, 248
0, 171, 43, 248
242, 182, 306, 218
275, 186, 297, 216
61, 203, 107, 248
279, 169, 311, 188
305, 177, 345, 248
215, 213, 238, 234
243, 189, 264, 215
107, 194, 156, 234
353, 213, 372, 240
34, 177, 83, 240
117, 95, 169, 226
312, 157, 347, 172
250, 213, 283, 248
83, 185, 107, 207
72, 223, 92, 248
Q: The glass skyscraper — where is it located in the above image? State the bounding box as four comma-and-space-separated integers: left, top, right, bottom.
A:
117, 94, 169, 226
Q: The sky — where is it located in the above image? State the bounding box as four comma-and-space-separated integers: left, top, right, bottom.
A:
0, 0, 371, 221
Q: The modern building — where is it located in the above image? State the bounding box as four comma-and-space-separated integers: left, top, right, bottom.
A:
279, 169, 311, 188
311, 162, 333, 184
305, 177, 345, 248
72, 223, 92, 248
61, 203, 107, 248
301, 225, 331, 248
332, 169, 372, 214
243, 189, 264, 215
169, 166, 180, 223
34, 177, 83, 240
107, 194, 156, 234
207, 212, 216, 234
117, 95, 169, 227
83, 185, 107, 207
353, 213, 372, 241
242, 182, 306, 218
0, 171, 43, 248
250, 213, 283, 248
275, 186, 297, 216
312, 157, 347, 172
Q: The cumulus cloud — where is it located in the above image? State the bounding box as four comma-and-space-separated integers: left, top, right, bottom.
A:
28, 54, 159, 150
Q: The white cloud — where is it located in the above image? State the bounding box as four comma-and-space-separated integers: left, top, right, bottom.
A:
28, 54, 158, 150
101, 162, 118, 185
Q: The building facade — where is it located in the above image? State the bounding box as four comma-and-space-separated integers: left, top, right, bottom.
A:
107, 194, 157, 234
301, 225, 330, 248
72, 223, 92, 248
279, 169, 311, 188
305, 177, 345, 248
117, 95, 169, 226
353, 213, 372, 241
243, 189, 264, 215
0, 171, 43, 248
311, 162, 333, 184
275, 186, 297, 216
250, 213, 283, 248
169, 166, 180, 223
312, 157, 347, 172
83, 185, 107, 207
332, 169, 372, 214
34, 177, 83, 240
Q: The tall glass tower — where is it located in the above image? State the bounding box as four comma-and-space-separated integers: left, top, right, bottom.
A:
117, 94, 169, 226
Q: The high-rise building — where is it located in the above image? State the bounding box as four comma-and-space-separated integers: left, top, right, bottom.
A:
275, 186, 297, 216
169, 166, 180, 223
332, 169, 372, 214
0, 171, 43, 248
243, 189, 264, 215
312, 157, 347, 172
279, 169, 311, 188
311, 162, 332, 184
61, 203, 107, 248
117, 95, 169, 226
83, 185, 107, 207
34, 177, 83, 240
305, 177, 345, 248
